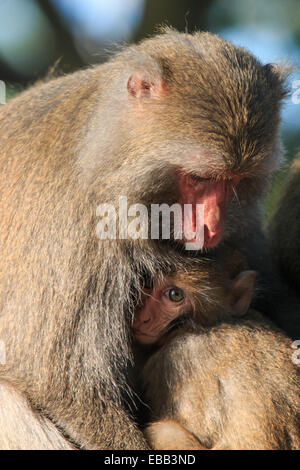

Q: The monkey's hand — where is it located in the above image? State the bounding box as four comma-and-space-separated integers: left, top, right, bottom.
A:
144, 420, 206, 450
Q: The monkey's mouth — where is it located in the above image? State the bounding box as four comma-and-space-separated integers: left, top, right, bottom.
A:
158, 314, 191, 346
166, 313, 190, 331
177, 171, 234, 249
133, 314, 191, 346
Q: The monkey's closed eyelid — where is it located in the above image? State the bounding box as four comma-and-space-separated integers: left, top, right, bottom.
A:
189, 174, 211, 183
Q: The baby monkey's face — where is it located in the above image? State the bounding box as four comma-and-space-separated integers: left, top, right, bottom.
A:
133, 278, 193, 345
132, 263, 256, 345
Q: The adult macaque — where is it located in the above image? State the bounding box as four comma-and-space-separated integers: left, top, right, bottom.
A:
141, 270, 300, 450
0, 28, 289, 449
270, 158, 300, 290
261, 158, 300, 341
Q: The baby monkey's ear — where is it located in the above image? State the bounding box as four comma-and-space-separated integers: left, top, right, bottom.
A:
228, 271, 256, 317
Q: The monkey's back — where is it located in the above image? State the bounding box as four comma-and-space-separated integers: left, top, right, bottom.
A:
144, 312, 300, 450
270, 159, 300, 290
0, 68, 104, 387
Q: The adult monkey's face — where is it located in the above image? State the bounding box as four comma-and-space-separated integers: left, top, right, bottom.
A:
121, 31, 287, 250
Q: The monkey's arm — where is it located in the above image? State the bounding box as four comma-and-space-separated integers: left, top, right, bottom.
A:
0, 381, 74, 450
145, 420, 207, 450
235, 225, 300, 339
50, 400, 149, 450
0, 381, 148, 450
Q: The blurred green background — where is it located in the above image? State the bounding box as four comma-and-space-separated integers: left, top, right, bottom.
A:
0, 0, 299, 220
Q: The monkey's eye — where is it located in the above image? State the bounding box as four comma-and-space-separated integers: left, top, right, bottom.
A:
190, 174, 210, 183
164, 287, 185, 303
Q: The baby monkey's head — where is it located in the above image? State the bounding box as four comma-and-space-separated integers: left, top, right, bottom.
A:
133, 252, 256, 345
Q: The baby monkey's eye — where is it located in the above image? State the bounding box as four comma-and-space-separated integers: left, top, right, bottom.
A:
164, 287, 185, 303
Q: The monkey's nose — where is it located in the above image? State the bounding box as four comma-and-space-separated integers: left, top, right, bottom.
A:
204, 226, 223, 248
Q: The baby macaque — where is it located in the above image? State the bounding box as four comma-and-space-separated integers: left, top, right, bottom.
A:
136, 266, 300, 450
133, 252, 250, 345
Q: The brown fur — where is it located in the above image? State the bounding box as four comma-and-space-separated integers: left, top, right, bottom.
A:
270, 158, 300, 289
265, 158, 300, 340
0, 29, 287, 449
143, 313, 300, 450
0, 381, 74, 450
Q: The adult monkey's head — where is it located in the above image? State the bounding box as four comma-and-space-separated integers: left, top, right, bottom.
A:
80, 28, 288, 249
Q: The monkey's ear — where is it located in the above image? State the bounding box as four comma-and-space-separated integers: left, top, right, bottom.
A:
264, 62, 293, 79
228, 271, 256, 317
127, 71, 166, 99
263, 63, 292, 97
